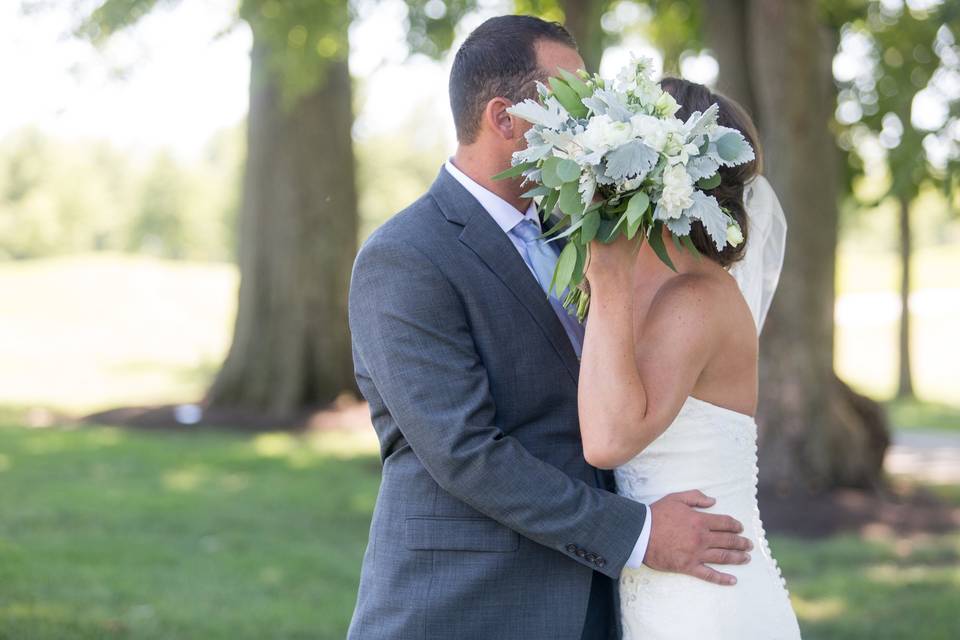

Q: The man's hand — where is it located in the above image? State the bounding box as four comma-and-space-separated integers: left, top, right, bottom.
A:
644, 490, 752, 586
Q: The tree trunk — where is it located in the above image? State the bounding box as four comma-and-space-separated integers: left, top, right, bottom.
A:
205, 37, 358, 418
897, 194, 914, 398
702, 0, 757, 116
560, 0, 606, 73
709, 0, 889, 492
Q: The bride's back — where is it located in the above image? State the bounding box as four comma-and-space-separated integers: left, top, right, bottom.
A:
631, 244, 760, 418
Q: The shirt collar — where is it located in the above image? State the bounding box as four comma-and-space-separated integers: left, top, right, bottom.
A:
444, 159, 539, 233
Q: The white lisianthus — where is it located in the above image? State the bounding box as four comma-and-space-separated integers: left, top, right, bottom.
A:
667, 141, 703, 166
654, 91, 681, 117
658, 164, 695, 218
726, 222, 744, 247
580, 114, 634, 152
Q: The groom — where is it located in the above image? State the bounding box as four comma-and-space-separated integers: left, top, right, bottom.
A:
347, 15, 751, 639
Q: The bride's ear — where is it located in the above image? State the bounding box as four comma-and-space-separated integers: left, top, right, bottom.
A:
484, 97, 523, 141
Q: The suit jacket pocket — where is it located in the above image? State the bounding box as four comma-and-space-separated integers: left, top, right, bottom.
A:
404, 516, 520, 552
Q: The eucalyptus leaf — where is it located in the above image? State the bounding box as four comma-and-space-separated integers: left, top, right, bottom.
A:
580, 210, 601, 243
681, 234, 701, 260
648, 222, 677, 272
696, 173, 722, 190
570, 241, 587, 288
492, 161, 535, 181
555, 158, 581, 183
559, 68, 592, 99
538, 188, 560, 220
522, 185, 552, 199
626, 191, 650, 226
626, 212, 643, 239
551, 242, 578, 297
549, 77, 588, 119
540, 156, 565, 188
558, 181, 584, 216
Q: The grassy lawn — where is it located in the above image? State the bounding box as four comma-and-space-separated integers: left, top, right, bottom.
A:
0, 419, 379, 639
1, 419, 957, 639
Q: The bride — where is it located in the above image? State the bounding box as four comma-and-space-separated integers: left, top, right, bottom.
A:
578, 78, 802, 639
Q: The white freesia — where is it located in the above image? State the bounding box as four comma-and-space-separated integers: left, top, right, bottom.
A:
658, 164, 695, 218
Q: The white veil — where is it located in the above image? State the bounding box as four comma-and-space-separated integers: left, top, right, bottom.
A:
729, 175, 787, 333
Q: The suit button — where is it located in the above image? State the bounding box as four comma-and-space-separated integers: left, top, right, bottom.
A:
585, 553, 598, 563
566, 544, 577, 554
597, 558, 607, 568
576, 549, 587, 558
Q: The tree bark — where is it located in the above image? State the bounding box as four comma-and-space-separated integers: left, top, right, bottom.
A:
205, 37, 358, 418
560, 0, 606, 73
709, 0, 889, 492
897, 194, 914, 398
702, 0, 757, 116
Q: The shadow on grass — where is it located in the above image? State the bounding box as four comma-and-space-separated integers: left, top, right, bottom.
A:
773, 532, 960, 639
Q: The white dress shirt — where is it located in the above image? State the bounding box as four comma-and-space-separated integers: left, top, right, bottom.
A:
444, 159, 652, 569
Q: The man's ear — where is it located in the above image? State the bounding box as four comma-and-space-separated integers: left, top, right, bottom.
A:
483, 97, 522, 141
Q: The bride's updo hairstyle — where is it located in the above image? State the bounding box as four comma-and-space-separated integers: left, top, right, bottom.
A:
659, 77, 763, 267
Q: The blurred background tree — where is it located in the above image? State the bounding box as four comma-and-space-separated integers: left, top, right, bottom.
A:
835, 1, 960, 399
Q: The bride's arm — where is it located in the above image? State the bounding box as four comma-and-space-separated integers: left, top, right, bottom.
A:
578, 238, 719, 469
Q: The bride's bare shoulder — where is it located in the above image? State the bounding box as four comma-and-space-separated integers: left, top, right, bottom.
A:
645, 270, 754, 337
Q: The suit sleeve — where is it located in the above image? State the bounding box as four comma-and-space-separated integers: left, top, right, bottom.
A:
349, 237, 647, 578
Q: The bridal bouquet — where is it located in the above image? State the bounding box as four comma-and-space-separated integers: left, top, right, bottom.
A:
494, 57, 755, 319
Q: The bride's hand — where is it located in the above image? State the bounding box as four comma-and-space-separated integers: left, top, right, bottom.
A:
585, 234, 639, 291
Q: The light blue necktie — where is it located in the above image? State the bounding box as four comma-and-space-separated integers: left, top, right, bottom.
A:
510, 219, 585, 357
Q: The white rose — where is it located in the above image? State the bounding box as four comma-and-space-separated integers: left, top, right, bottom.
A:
580, 115, 612, 151
581, 115, 634, 152
658, 164, 695, 218
630, 114, 668, 152
727, 223, 744, 247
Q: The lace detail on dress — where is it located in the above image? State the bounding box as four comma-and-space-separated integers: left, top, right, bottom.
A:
615, 397, 802, 640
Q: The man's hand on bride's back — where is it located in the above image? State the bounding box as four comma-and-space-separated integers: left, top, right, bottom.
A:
644, 490, 752, 586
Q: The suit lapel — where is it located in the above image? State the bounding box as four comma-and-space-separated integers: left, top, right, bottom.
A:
429, 168, 580, 382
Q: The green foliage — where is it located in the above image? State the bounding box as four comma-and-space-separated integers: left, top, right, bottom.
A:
836, 1, 960, 207
644, 0, 703, 72
0, 127, 242, 261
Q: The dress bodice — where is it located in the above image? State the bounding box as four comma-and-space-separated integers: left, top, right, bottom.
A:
615, 396, 802, 640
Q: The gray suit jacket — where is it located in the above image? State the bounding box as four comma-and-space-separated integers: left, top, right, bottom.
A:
347, 167, 647, 639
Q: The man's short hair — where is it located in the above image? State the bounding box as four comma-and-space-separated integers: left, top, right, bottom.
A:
449, 15, 577, 144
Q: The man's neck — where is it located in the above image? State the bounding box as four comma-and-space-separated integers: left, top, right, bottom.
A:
451, 146, 527, 213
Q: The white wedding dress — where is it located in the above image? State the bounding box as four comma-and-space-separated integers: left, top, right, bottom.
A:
615, 177, 801, 639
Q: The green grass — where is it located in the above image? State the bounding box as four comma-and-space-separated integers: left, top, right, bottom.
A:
771, 533, 960, 639
0, 420, 379, 639
1, 419, 957, 639
886, 398, 960, 432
